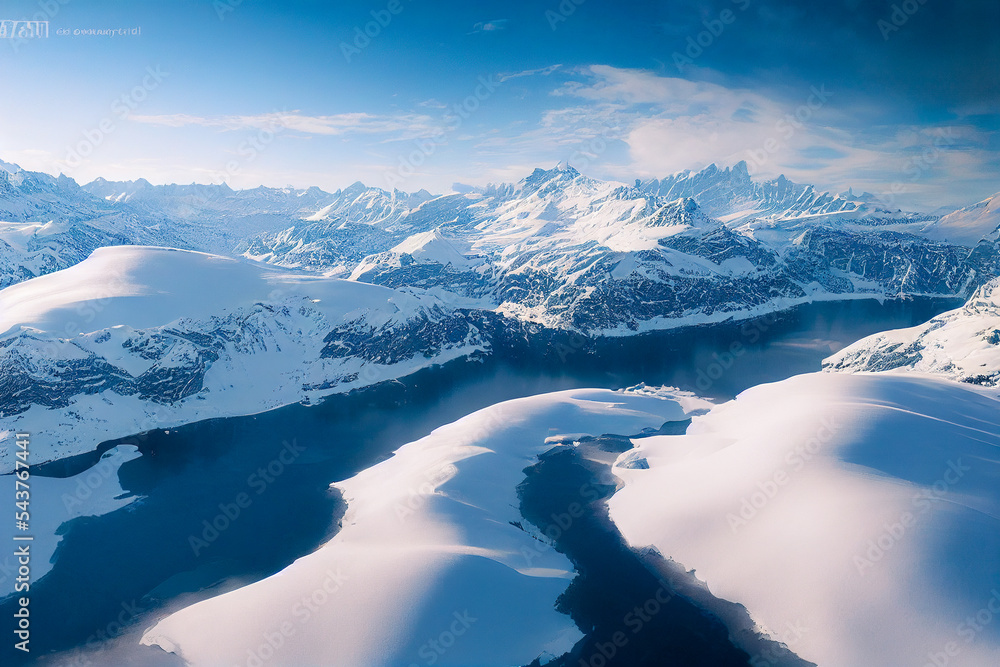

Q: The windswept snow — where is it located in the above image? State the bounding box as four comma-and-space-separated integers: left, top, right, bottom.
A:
141, 387, 708, 667
608, 372, 1000, 667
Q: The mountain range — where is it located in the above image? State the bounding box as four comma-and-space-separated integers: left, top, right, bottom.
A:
2, 159, 999, 333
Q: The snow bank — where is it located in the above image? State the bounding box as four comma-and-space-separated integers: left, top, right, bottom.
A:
609, 372, 1000, 667
141, 387, 707, 666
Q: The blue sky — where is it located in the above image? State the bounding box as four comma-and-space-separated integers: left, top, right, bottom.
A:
0, 0, 997, 209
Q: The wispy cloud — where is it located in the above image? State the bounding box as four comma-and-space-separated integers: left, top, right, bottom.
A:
129, 111, 442, 140
469, 19, 508, 34
497, 64, 562, 83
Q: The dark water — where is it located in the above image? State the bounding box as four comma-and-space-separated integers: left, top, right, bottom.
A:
518, 445, 753, 667
1, 297, 958, 665
518, 438, 817, 667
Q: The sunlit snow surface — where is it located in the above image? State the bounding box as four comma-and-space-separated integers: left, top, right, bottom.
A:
609, 372, 1000, 667
141, 387, 710, 667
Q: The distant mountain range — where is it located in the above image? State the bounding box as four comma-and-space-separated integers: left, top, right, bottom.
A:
2, 159, 998, 333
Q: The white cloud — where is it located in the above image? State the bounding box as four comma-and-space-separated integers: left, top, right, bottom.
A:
498, 64, 562, 82
512, 65, 998, 208
469, 19, 509, 33
130, 111, 441, 140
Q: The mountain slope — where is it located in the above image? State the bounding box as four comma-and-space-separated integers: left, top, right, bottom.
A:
343, 166, 992, 333
823, 277, 1000, 385
635, 161, 872, 225
605, 280, 1000, 666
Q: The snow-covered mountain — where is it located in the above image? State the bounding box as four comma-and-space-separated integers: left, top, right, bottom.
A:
4, 159, 999, 666
635, 160, 873, 225
0, 162, 193, 286
917, 193, 1000, 247
335, 165, 993, 333
141, 337, 1000, 666
2, 159, 998, 335
0, 246, 488, 470
0, 159, 113, 223
599, 280, 1000, 666
823, 277, 1000, 386
82, 177, 428, 254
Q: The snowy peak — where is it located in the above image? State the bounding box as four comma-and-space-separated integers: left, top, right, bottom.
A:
963, 276, 1000, 318
610, 371, 1000, 667
637, 161, 866, 225
919, 192, 1000, 246
0, 244, 491, 467
348, 227, 476, 282
0, 158, 23, 174
389, 228, 471, 266
303, 183, 416, 226
520, 162, 586, 193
